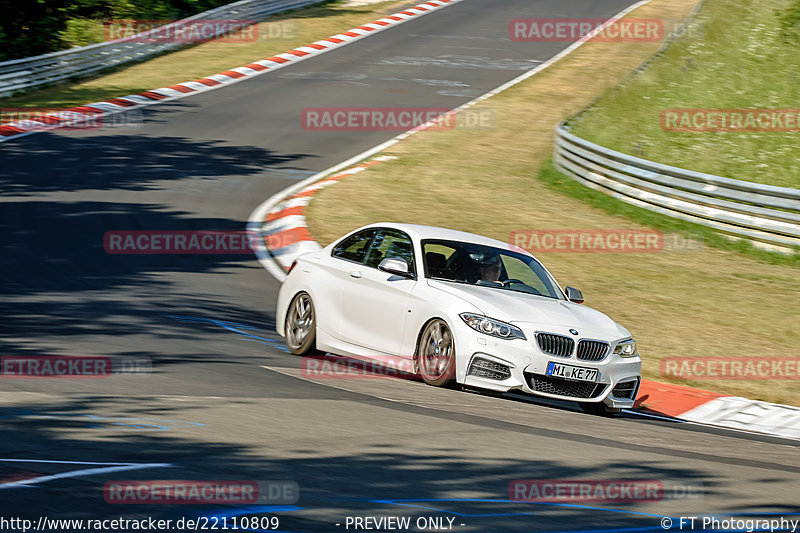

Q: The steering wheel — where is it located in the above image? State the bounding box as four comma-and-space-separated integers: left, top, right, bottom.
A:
500, 279, 544, 295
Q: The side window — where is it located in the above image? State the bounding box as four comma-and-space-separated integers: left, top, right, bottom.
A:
364, 230, 415, 273
332, 229, 376, 264
422, 242, 456, 278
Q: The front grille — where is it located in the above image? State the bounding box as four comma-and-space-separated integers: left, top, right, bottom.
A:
468, 357, 511, 381
536, 333, 574, 357
611, 379, 639, 399
577, 340, 609, 361
526, 373, 608, 399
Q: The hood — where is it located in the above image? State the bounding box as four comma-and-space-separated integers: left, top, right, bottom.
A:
428, 279, 627, 337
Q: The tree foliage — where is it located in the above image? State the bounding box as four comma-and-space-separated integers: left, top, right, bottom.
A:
0, 0, 235, 61
779, 0, 800, 44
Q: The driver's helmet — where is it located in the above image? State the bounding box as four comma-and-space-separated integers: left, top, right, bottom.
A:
468, 250, 501, 267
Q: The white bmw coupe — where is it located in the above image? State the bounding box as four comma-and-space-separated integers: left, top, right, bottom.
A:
276, 223, 641, 415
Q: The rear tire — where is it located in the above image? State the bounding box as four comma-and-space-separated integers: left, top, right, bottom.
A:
285, 292, 317, 355
579, 401, 621, 416
417, 319, 456, 387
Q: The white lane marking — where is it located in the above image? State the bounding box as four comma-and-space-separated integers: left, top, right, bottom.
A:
0, 459, 150, 466
373, 55, 541, 70
248, 0, 655, 282
437, 88, 480, 97
0, 460, 171, 490
259, 365, 402, 404
0, 459, 159, 465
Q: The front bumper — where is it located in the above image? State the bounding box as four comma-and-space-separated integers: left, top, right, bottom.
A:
454, 323, 641, 408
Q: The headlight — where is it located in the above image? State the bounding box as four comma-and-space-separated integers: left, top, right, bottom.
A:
460, 313, 526, 341
613, 338, 638, 357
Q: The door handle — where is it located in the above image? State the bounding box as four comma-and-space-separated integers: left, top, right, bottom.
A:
349, 271, 362, 279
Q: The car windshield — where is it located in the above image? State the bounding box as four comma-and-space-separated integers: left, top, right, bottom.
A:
422, 239, 563, 299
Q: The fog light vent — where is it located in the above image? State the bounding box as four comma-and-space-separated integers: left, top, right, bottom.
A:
611, 379, 639, 399
468, 357, 511, 381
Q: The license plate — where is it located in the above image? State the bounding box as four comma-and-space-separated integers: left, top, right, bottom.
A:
546, 362, 599, 382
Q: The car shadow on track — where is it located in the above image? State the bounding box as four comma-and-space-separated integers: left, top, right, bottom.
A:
0, 394, 732, 533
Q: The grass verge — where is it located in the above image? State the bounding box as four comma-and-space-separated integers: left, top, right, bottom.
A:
569, 0, 800, 189
0, 0, 410, 110
305, 0, 800, 405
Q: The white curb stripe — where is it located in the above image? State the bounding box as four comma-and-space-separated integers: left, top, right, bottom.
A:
150, 88, 185, 97
117, 95, 154, 105
263, 215, 308, 235
180, 81, 214, 91
206, 74, 236, 83
231, 67, 258, 75
270, 197, 313, 212
293, 46, 320, 54
83, 102, 125, 112
680, 396, 800, 440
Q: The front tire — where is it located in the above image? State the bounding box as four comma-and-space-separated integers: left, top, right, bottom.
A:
579, 401, 621, 416
417, 319, 456, 387
285, 292, 317, 355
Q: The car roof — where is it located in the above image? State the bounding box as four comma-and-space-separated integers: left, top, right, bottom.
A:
355, 222, 524, 253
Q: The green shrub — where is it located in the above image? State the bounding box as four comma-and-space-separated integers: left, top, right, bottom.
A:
779, 0, 800, 44
59, 18, 106, 47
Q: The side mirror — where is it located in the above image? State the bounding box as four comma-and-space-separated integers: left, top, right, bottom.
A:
565, 286, 584, 303
378, 257, 414, 279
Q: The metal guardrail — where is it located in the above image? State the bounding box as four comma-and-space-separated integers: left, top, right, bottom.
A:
554, 124, 800, 253
0, 0, 318, 98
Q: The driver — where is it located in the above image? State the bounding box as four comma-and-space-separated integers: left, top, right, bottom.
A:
469, 252, 503, 284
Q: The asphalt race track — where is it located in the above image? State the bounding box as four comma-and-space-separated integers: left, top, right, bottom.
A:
1, 0, 798, 531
